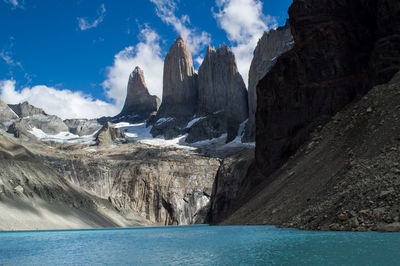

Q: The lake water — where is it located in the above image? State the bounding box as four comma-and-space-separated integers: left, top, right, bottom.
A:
0, 225, 399, 265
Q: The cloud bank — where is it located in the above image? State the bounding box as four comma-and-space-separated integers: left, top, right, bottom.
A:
78, 4, 106, 31
214, 0, 277, 86
102, 26, 164, 107
0, 80, 119, 119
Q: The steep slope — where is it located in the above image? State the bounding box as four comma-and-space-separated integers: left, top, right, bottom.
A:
0, 133, 151, 230
221, 72, 400, 232
119, 66, 160, 120
0, 99, 19, 131
242, 22, 294, 142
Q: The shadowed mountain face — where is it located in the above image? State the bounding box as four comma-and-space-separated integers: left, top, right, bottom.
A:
242, 22, 294, 143
255, 0, 400, 180
119, 66, 160, 120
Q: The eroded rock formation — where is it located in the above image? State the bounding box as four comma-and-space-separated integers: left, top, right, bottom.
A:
119, 66, 160, 120
156, 36, 198, 119
95, 122, 125, 146
9, 101, 46, 118
188, 45, 248, 143
242, 22, 294, 142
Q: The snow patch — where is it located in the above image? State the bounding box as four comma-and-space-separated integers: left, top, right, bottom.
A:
155, 117, 174, 126
28, 127, 95, 144
186, 116, 206, 128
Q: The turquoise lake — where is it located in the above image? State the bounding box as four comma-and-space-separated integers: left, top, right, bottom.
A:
0, 225, 399, 265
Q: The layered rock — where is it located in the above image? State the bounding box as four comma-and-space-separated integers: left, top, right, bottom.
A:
187, 45, 248, 143
242, 22, 294, 142
46, 143, 221, 225
0, 99, 19, 130
156, 36, 198, 119
119, 66, 160, 120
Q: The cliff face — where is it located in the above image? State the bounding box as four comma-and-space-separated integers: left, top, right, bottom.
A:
46, 144, 221, 225
242, 23, 294, 142
0, 99, 19, 130
119, 66, 160, 120
213, 0, 400, 230
188, 45, 248, 143
156, 36, 198, 119
197, 45, 248, 124
255, 0, 400, 180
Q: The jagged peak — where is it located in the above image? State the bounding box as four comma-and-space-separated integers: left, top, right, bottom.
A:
217, 44, 231, 54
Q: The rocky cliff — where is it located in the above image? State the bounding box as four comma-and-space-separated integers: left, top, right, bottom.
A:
221, 71, 400, 232
242, 22, 294, 142
0, 133, 151, 230
188, 45, 248, 143
119, 66, 160, 120
0, 99, 19, 131
43, 142, 221, 225
213, 0, 400, 231
156, 36, 198, 119
254, 0, 400, 182
9, 101, 46, 118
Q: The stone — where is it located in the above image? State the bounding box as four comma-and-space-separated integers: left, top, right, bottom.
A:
119, 66, 160, 120
95, 122, 125, 146
242, 21, 294, 142
8, 101, 45, 118
14, 185, 24, 195
338, 213, 349, 221
377, 222, 400, 232
156, 36, 198, 119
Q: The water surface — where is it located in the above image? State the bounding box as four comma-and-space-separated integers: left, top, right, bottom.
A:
0, 225, 399, 265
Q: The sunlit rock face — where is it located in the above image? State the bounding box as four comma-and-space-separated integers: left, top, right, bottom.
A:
119, 66, 160, 120
156, 36, 198, 120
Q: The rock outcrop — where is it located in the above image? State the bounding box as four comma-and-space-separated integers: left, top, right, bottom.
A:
156, 36, 198, 119
119, 66, 160, 120
188, 45, 248, 143
242, 22, 294, 142
95, 122, 125, 146
45, 142, 221, 225
0, 99, 19, 130
0, 133, 151, 230
64, 119, 102, 136
9, 101, 46, 118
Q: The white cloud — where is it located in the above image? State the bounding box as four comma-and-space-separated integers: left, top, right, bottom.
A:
213, 0, 277, 87
3, 0, 23, 9
149, 0, 211, 55
102, 26, 164, 108
77, 3, 106, 31
0, 49, 22, 69
0, 80, 119, 119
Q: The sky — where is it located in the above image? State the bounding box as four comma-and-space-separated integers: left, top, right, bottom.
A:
0, 0, 292, 119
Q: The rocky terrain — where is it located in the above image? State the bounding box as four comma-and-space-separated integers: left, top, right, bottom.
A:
213, 0, 400, 232
118, 66, 160, 121
220, 72, 400, 232
0, 132, 151, 230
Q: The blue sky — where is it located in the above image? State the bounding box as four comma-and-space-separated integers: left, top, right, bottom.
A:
0, 0, 292, 119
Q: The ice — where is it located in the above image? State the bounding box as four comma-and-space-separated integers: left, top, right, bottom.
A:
28, 127, 96, 144
155, 117, 174, 125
